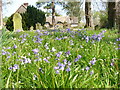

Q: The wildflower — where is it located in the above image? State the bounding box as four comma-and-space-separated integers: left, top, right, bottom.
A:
56, 70, 60, 74
66, 67, 71, 72
33, 75, 37, 80
8, 64, 19, 72
21, 57, 31, 64
74, 55, 82, 62
32, 49, 39, 54
90, 70, 94, 75
39, 68, 44, 73
8, 66, 13, 70
54, 66, 59, 70
85, 66, 90, 71
86, 36, 89, 42
110, 62, 114, 66
13, 44, 17, 49
43, 58, 50, 63
2, 50, 7, 55
56, 51, 62, 57
89, 58, 96, 65
63, 59, 67, 64
69, 40, 74, 45
60, 66, 65, 71
67, 61, 72, 66
52, 47, 56, 52
65, 51, 71, 56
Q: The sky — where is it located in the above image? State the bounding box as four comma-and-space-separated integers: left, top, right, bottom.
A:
3, 0, 106, 18
3, 0, 67, 18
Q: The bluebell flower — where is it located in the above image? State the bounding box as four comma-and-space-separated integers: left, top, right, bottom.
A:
56, 70, 60, 74
86, 36, 89, 42
85, 66, 90, 71
63, 59, 67, 64
13, 44, 17, 49
39, 68, 44, 73
66, 67, 71, 72
110, 62, 114, 66
32, 49, 39, 54
43, 58, 50, 63
90, 70, 94, 75
54, 66, 59, 70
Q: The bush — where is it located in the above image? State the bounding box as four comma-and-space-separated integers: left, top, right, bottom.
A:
6, 5, 46, 31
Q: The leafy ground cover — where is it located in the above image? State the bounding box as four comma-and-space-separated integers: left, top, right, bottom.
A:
1, 28, 119, 88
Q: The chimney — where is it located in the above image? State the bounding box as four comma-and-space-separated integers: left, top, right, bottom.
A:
23, 3, 28, 7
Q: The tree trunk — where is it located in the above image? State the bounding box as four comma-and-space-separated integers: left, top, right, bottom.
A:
0, 0, 2, 29
115, 0, 120, 32
108, 1, 116, 29
52, 1, 55, 27
85, 0, 93, 28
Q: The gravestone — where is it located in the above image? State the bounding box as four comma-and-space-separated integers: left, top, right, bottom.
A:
36, 23, 42, 30
30, 26, 34, 31
13, 13, 23, 31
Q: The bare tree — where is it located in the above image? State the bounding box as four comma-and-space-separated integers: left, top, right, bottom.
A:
108, 0, 116, 29
85, 0, 93, 28
116, 0, 120, 32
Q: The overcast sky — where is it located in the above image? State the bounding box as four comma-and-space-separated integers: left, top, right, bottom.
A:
3, 0, 106, 18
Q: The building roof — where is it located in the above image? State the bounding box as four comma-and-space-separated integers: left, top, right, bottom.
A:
46, 16, 78, 25
15, 3, 28, 14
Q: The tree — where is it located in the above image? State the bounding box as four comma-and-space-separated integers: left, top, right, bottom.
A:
85, 0, 93, 28
36, 0, 66, 27
36, 0, 56, 27
62, 0, 83, 22
108, 0, 116, 29
116, 0, 120, 32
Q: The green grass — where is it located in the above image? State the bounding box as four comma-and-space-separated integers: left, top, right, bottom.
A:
1, 28, 119, 88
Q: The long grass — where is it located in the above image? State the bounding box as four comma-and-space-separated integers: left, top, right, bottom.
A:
1, 28, 119, 88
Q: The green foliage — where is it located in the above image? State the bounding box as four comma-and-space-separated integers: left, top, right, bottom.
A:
5, 14, 14, 31
6, 5, 46, 31
99, 11, 108, 28
1, 29, 119, 88
23, 5, 46, 30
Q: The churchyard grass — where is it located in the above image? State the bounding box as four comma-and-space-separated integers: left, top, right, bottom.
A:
1, 28, 119, 88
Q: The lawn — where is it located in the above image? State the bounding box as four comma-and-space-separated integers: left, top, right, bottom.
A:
1, 28, 119, 88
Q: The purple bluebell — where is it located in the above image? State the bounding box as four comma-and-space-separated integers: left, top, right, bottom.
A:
65, 51, 71, 56
74, 55, 82, 62
85, 66, 90, 71
110, 62, 114, 66
54, 66, 59, 70
60, 66, 65, 71
86, 36, 89, 42
32, 49, 39, 54
90, 70, 94, 75
2, 50, 7, 55
8, 66, 13, 70
66, 67, 71, 72
56, 70, 60, 74
116, 38, 120, 41
67, 61, 72, 66
13, 44, 17, 49
56, 52, 62, 57
43, 58, 50, 63
33, 75, 37, 80
39, 68, 44, 73
63, 59, 67, 64
89, 59, 96, 65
